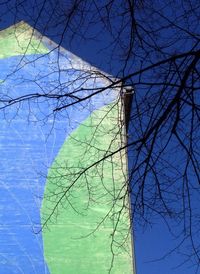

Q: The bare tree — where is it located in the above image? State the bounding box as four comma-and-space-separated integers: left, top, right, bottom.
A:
1, 0, 200, 273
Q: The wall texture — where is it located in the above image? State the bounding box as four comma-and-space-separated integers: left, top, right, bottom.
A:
0, 22, 134, 274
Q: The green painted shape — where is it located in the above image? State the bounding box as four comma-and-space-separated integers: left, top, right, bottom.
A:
41, 102, 134, 274
0, 22, 49, 59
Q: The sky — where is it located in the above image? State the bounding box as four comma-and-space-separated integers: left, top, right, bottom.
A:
0, 1, 199, 273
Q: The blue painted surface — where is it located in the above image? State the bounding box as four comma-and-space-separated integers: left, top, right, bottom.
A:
0, 51, 117, 273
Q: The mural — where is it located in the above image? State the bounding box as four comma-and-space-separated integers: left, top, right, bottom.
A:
0, 22, 134, 273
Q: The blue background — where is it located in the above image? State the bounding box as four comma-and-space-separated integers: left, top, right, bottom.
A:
0, 1, 198, 273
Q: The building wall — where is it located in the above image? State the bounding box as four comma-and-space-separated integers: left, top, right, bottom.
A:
0, 22, 134, 274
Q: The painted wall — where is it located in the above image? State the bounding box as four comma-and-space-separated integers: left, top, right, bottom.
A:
0, 22, 134, 274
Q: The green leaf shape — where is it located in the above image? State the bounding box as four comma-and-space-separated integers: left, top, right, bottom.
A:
41, 102, 134, 274
0, 21, 49, 59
